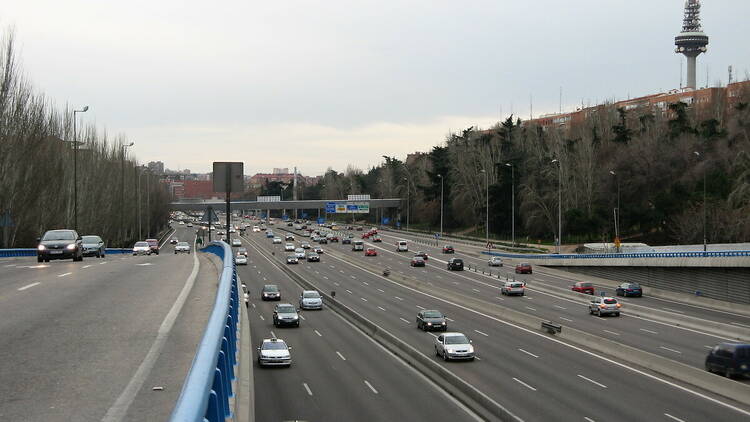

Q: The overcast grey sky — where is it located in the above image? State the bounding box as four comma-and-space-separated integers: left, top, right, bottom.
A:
3, 1, 749, 175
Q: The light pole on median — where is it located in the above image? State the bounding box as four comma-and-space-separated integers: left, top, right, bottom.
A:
480, 168, 489, 248
437, 174, 444, 237
72, 105, 89, 232
121, 142, 134, 245
609, 170, 620, 252
694, 151, 707, 252
551, 158, 562, 254
403, 177, 410, 232
505, 163, 515, 247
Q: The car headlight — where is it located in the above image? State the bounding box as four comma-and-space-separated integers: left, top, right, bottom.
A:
468, 345, 475, 353
38, 245, 46, 251
292, 315, 299, 320
427, 322, 432, 326
442, 321, 446, 325
66, 244, 76, 250
741, 364, 748, 370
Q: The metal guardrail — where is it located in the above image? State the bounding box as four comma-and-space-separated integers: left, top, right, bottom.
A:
0, 248, 136, 258
170, 241, 240, 422
482, 250, 750, 259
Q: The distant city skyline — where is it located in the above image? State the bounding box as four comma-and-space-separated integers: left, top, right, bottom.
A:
3, 0, 750, 174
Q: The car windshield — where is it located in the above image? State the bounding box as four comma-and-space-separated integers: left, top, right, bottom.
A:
82, 236, 101, 243
423, 311, 443, 318
579, 282, 592, 287
177, 242, 189, 247
135, 242, 149, 247
445, 335, 469, 345
277, 305, 296, 313
303, 292, 320, 298
627, 283, 641, 288
42, 231, 75, 241
492, 257, 502, 261
453, 259, 463, 263
262, 341, 288, 350
603, 298, 618, 304
520, 263, 530, 266
445, 245, 453, 248
263, 285, 279, 292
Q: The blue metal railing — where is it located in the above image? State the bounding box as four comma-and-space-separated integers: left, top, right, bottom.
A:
0, 248, 136, 258
482, 250, 750, 259
170, 241, 239, 422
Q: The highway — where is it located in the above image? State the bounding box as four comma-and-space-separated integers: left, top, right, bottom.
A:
238, 235, 479, 421
236, 222, 750, 421
0, 226, 215, 422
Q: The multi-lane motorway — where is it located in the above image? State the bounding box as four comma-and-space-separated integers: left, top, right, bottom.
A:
0, 226, 215, 422
236, 221, 750, 422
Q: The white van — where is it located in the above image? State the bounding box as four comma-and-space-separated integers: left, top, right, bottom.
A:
396, 240, 408, 252
352, 240, 364, 251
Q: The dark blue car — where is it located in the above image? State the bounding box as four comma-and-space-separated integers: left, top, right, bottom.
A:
615, 282, 642, 297
705, 343, 750, 378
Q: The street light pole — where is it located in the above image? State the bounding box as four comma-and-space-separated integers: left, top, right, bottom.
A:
437, 174, 444, 237
609, 170, 620, 252
505, 163, 515, 247
480, 169, 489, 248
403, 177, 410, 232
72, 106, 89, 232
694, 151, 707, 251
121, 142, 134, 246
551, 159, 562, 254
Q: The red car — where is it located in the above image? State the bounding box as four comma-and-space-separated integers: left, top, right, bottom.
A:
515, 262, 532, 274
572, 282, 595, 295
442, 245, 455, 254
145, 238, 160, 255
362, 233, 371, 239
410, 257, 426, 267
365, 248, 378, 256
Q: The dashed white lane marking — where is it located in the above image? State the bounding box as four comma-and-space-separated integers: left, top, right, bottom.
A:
346, 289, 353, 294
518, 348, 539, 358
333, 282, 339, 286
270, 330, 276, 338
4, 264, 16, 267
259, 315, 265, 321
584, 417, 596, 422
136, 263, 153, 266
299, 315, 306, 320
512, 377, 537, 391
378, 306, 386, 311
303, 383, 313, 396
100, 261, 107, 265
416, 305, 425, 309
362, 281, 369, 286
640, 328, 659, 334
361, 297, 368, 302
664, 413, 686, 422
496, 296, 505, 301
554, 305, 567, 310
559, 317, 573, 322
525, 306, 536, 311
472, 288, 480, 293
577, 374, 607, 388
474, 330, 489, 337
377, 288, 385, 293
660, 346, 682, 354
82, 265, 92, 269
58, 272, 72, 277
314, 329, 323, 337
603, 330, 620, 336
18, 282, 40, 291
351, 275, 357, 279
524, 296, 533, 300
399, 317, 410, 324
324, 276, 330, 280
364, 380, 379, 394
704, 345, 714, 349
251, 303, 256, 308
395, 296, 404, 301
336, 351, 346, 361
662, 308, 685, 314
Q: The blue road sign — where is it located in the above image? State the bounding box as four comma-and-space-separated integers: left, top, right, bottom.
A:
317, 217, 325, 224
381, 217, 390, 225
396, 221, 401, 228
346, 204, 358, 211
325, 202, 336, 213
302, 212, 308, 218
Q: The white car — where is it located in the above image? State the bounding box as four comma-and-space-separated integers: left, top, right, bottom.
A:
434, 332, 475, 361
252, 226, 260, 232
175, 242, 191, 254
257, 338, 292, 367
299, 290, 323, 310
284, 243, 295, 252
294, 248, 306, 259
272, 237, 282, 244
232, 238, 242, 247
500, 281, 525, 296
488, 256, 503, 267
187, 223, 193, 227
133, 241, 151, 255
300, 243, 311, 249
313, 246, 324, 254
286, 255, 299, 264
236, 254, 248, 265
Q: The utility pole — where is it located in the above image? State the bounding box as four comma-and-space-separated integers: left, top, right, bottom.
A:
694, 151, 707, 251
121, 142, 134, 246
437, 174, 444, 237
609, 170, 620, 252
505, 163, 515, 247
551, 159, 562, 253
72, 106, 89, 232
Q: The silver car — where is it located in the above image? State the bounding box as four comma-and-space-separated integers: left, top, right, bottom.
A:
589, 296, 622, 317
434, 332, 475, 361
273, 303, 300, 327
284, 243, 295, 252
286, 255, 299, 264
299, 290, 323, 310
257, 338, 292, 367
272, 237, 282, 244
488, 256, 503, 267
236, 254, 248, 265
175, 242, 191, 254
81, 235, 106, 258
500, 281, 525, 296
133, 241, 151, 256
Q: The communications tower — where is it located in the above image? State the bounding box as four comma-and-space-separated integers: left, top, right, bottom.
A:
675, 0, 709, 89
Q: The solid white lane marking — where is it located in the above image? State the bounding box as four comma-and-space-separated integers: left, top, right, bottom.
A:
518, 348, 539, 358
336, 351, 346, 361
102, 237, 200, 422
731, 322, 750, 328
664, 413, 686, 422
364, 380, 379, 394
663, 308, 685, 314
346, 289, 353, 294
474, 330, 489, 337
399, 317, 410, 324
512, 377, 537, 391
378, 306, 386, 311
18, 282, 40, 291
554, 305, 567, 310
640, 328, 658, 334
82, 265, 92, 269
578, 374, 607, 388
660, 346, 682, 354
303, 383, 313, 396
559, 317, 573, 322
603, 330, 620, 336
525, 306, 536, 311
58, 272, 72, 277
314, 329, 322, 337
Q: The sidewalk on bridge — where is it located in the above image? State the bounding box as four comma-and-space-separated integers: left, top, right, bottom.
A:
122, 251, 221, 421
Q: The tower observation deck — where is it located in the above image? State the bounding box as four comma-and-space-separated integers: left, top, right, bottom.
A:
675, 0, 709, 89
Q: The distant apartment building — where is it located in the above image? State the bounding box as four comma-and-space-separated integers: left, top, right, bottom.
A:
247, 170, 320, 189
147, 161, 165, 174
523, 80, 750, 131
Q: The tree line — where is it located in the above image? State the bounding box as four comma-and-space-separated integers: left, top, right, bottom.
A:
0, 30, 170, 248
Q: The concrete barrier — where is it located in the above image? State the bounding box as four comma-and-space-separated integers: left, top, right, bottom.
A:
326, 248, 750, 408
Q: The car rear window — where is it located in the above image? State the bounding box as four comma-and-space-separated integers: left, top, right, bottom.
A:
579, 282, 592, 287
511, 283, 524, 288
82, 236, 101, 243
603, 298, 618, 304
303, 292, 320, 298
43, 230, 76, 241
